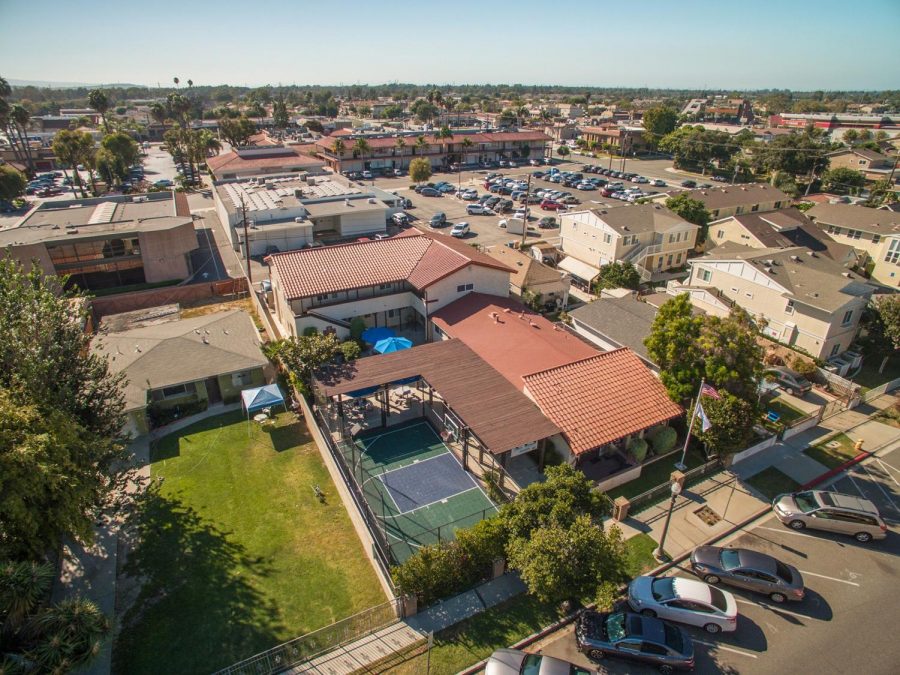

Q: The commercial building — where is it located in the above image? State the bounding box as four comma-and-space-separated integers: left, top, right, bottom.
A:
213, 175, 404, 255
559, 203, 698, 284
577, 125, 647, 153
0, 192, 198, 291
206, 144, 327, 180
768, 112, 896, 130
671, 243, 874, 359
314, 129, 551, 173
267, 231, 513, 338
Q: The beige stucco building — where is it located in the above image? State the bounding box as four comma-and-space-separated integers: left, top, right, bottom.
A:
484, 245, 570, 309
825, 148, 896, 183
650, 183, 791, 221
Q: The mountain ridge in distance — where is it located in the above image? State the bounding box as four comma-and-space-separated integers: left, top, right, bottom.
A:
7, 78, 143, 89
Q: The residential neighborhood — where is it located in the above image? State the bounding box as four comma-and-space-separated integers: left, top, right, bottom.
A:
1, 3, 899, 675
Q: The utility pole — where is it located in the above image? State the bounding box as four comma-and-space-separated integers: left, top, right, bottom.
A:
521, 172, 532, 248
239, 193, 253, 284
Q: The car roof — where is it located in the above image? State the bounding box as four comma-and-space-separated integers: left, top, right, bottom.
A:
664, 576, 713, 603
736, 548, 778, 574
819, 490, 880, 514
634, 614, 666, 645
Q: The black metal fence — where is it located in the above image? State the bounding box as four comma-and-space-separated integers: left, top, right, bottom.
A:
629, 457, 723, 515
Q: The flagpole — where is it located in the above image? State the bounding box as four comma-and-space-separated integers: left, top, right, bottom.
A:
676, 378, 704, 471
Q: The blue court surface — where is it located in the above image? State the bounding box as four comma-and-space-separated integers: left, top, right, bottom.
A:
378, 452, 479, 513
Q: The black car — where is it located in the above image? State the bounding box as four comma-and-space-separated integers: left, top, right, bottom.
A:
576, 611, 694, 674
538, 216, 557, 229
681, 180, 697, 188
429, 212, 447, 228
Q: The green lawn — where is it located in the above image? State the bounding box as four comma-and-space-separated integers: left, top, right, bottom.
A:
745, 467, 801, 501
605, 448, 707, 501
851, 355, 900, 393
114, 411, 386, 675
388, 594, 567, 675
623, 534, 658, 577
765, 398, 807, 424
804, 432, 861, 469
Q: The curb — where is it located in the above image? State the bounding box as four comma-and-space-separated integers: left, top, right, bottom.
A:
800, 451, 872, 489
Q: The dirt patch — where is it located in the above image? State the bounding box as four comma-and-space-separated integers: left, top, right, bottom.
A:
179, 296, 254, 318
694, 505, 722, 527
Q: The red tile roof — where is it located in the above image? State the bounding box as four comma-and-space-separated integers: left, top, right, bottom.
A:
206, 147, 325, 175
269, 231, 512, 300
431, 294, 599, 391
315, 130, 550, 153
523, 349, 683, 455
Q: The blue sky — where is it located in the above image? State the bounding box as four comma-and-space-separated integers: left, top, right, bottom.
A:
1, 0, 898, 90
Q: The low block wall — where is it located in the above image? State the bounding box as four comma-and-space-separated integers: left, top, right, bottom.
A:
90, 278, 249, 320
595, 463, 642, 493
731, 435, 778, 465
782, 414, 821, 440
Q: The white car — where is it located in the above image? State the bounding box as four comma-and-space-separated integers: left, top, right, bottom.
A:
467, 203, 491, 215
513, 208, 530, 220
652, 179, 667, 187
627, 576, 738, 634
633, 176, 649, 184
461, 190, 479, 201
450, 222, 470, 238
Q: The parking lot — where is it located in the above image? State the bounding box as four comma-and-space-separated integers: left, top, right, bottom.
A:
531, 445, 900, 674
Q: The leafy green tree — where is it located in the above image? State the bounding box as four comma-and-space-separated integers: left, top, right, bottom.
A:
507, 515, 626, 605
641, 106, 678, 148
556, 144, 569, 164
863, 295, 900, 373
409, 157, 432, 183
694, 392, 756, 456
339, 340, 360, 362
349, 317, 366, 341
645, 294, 703, 404
391, 541, 466, 604
97, 132, 140, 184
771, 170, 798, 197
697, 309, 764, 403
864, 179, 898, 207
822, 167, 866, 194
665, 193, 711, 244
0, 164, 26, 202
752, 129, 830, 179
217, 115, 256, 148
352, 137, 371, 164
87, 89, 110, 133
410, 99, 438, 123
272, 91, 290, 129
267, 332, 342, 386
51, 129, 92, 198
592, 261, 641, 292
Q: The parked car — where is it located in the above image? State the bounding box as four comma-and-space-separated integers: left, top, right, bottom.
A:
391, 212, 410, 226
653, 179, 667, 187
773, 490, 887, 542
154, 179, 174, 188
361, 170, 373, 179
627, 576, 738, 634
680, 180, 697, 188
450, 222, 470, 238
393, 168, 404, 177
689, 546, 804, 603
420, 187, 441, 197
576, 611, 694, 673
538, 216, 557, 229
513, 208, 530, 220
429, 212, 447, 227
763, 367, 812, 396
467, 203, 491, 216
486, 648, 596, 675
541, 200, 565, 211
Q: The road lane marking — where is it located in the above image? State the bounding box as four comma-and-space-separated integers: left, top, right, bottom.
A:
693, 639, 758, 658
797, 570, 860, 586
859, 464, 900, 514
735, 598, 814, 619
876, 458, 900, 477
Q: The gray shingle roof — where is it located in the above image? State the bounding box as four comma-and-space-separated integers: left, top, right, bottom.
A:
684, 183, 789, 210
569, 296, 658, 365
807, 203, 900, 236
588, 203, 692, 235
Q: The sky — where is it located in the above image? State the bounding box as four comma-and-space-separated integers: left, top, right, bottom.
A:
1, 0, 899, 91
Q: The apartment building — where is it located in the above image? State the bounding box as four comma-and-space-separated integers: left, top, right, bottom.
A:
806, 202, 900, 286
559, 204, 698, 284
673, 243, 873, 359
825, 148, 897, 183
577, 125, 647, 153
484, 245, 570, 309
267, 230, 513, 338
651, 183, 791, 220
0, 192, 198, 292
314, 129, 550, 173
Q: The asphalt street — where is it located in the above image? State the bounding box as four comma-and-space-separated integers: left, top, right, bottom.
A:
530, 445, 900, 675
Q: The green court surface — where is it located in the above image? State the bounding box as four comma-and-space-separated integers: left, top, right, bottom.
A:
347, 421, 498, 563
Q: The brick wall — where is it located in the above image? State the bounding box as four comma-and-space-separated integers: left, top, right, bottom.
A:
90, 278, 249, 321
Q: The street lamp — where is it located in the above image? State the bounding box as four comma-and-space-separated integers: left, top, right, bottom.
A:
653, 481, 683, 562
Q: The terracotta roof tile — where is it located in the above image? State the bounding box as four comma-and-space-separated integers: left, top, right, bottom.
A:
523, 349, 682, 455
207, 147, 325, 174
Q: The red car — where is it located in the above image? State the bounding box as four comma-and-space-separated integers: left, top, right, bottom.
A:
540, 199, 565, 211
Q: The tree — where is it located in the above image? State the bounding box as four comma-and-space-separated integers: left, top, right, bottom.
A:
665, 193, 712, 244
863, 295, 900, 373
642, 106, 679, 137
97, 132, 140, 185
266, 332, 342, 387
414, 134, 428, 157
87, 89, 110, 133
556, 144, 570, 164
0, 560, 54, 632
694, 392, 757, 456
217, 115, 256, 148
27, 596, 110, 672
752, 129, 830, 179
339, 340, 360, 362
771, 170, 798, 197
352, 137, 371, 164
331, 138, 346, 159
822, 167, 866, 195
272, 91, 290, 129
0, 164, 26, 202
305, 119, 324, 133
51, 130, 90, 198
435, 126, 453, 167
409, 157, 432, 183
864, 179, 898, 207
645, 294, 704, 404
592, 261, 641, 291
507, 514, 626, 605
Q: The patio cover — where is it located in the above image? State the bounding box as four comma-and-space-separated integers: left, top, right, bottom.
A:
241, 383, 286, 413
558, 256, 601, 283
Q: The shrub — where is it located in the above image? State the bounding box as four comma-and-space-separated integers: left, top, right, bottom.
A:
648, 426, 677, 455
349, 317, 366, 341
791, 355, 818, 379
483, 469, 508, 503
391, 542, 466, 606
339, 340, 361, 361
627, 438, 648, 463
223, 392, 241, 405
302, 326, 319, 337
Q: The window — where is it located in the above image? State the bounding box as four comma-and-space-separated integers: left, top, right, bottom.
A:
456, 283, 474, 293
848, 229, 862, 240
751, 204, 759, 212
388, 309, 395, 318
603, 233, 612, 244
735, 206, 744, 215
785, 299, 795, 315
161, 384, 188, 399
859, 159, 866, 165
699, 268, 712, 282
828, 225, 843, 236
641, 642, 668, 656
676, 253, 682, 264
873, 234, 881, 244
717, 229, 725, 239
231, 371, 253, 387
711, 210, 719, 218
667, 254, 673, 266
774, 201, 783, 209
886, 240, 900, 264
830, 343, 841, 357
841, 309, 853, 326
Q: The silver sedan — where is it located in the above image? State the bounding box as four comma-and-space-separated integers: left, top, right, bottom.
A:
690, 546, 805, 603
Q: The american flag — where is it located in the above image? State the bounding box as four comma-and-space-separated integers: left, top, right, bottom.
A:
700, 383, 721, 400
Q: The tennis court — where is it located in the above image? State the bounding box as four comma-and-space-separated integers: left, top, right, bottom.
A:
351, 421, 499, 563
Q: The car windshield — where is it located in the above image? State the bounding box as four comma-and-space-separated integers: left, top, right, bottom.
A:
605, 612, 626, 642
719, 549, 741, 571
793, 491, 819, 513
651, 578, 675, 601
663, 623, 684, 653
775, 561, 794, 582
708, 586, 730, 612
521, 654, 543, 675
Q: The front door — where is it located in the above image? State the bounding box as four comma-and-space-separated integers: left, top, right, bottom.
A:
205, 376, 222, 404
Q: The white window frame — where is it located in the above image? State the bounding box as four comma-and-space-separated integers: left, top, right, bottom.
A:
785, 299, 795, 315
841, 309, 853, 326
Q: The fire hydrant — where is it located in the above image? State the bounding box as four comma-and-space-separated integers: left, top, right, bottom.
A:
854, 439, 865, 454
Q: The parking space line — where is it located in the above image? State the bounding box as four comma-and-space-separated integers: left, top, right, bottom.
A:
693, 639, 758, 658
859, 464, 900, 514
876, 458, 900, 477
797, 570, 860, 586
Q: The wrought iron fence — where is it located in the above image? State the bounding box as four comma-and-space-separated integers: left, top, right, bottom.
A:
629, 457, 723, 515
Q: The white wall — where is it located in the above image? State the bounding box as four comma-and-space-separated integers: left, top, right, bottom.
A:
337, 209, 388, 237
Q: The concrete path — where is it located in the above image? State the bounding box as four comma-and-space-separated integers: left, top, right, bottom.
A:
289, 622, 426, 675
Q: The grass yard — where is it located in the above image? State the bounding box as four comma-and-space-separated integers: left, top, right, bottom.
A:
851, 356, 900, 393
803, 432, 861, 469
604, 448, 707, 501
623, 534, 658, 577
114, 410, 386, 675
387, 594, 566, 675
765, 398, 808, 424
745, 467, 801, 501
874, 403, 900, 429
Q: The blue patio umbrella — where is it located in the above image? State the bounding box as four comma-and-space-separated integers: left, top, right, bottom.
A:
361, 326, 396, 344
374, 337, 413, 354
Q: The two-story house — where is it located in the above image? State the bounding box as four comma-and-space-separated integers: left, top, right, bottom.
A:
650, 184, 791, 221
267, 230, 513, 338
806, 203, 900, 286
558, 204, 698, 284
825, 148, 897, 183
672, 243, 873, 359
484, 245, 570, 309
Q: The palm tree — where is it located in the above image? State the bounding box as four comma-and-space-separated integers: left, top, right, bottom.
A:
10, 104, 35, 174
330, 138, 346, 172
395, 137, 406, 170
87, 89, 110, 133
435, 126, 453, 169
28, 597, 109, 672
173, 76, 180, 88
415, 134, 428, 157
458, 137, 474, 190
52, 130, 88, 198
353, 138, 371, 172
0, 560, 54, 634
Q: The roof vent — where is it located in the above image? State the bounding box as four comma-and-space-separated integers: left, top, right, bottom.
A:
502, 307, 511, 313
841, 271, 852, 277
345, 198, 351, 206
294, 216, 306, 223
764, 266, 773, 273
52, 224, 60, 230
202, 336, 210, 344
529, 320, 537, 327
790, 255, 800, 261
368, 197, 376, 204
806, 250, 816, 257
